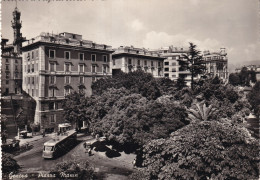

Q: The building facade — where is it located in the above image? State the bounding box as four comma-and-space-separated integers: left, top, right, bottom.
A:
203, 48, 228, 81
149, 46, 191, 85
1, 7, 25, 95
22, 32, 113, 131
112, 46, 165, 77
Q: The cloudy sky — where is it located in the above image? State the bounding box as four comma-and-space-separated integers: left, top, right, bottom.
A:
2, 0, 259, 71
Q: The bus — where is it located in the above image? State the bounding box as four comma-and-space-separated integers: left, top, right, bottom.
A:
42, 123, 77, 159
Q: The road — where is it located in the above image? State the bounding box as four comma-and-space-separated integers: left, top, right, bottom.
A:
14, 134, 134, 179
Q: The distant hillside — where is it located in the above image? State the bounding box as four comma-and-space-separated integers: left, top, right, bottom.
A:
228, 60, 260, 73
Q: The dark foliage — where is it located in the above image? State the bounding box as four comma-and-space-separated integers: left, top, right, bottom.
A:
141, 121, 260, 180
2, 152, 20, 177
92, 70, 161, 100
229, 67, 257, 86
51, 160, 95, 180
179, 42, 206, 90
248, 81, 260, 117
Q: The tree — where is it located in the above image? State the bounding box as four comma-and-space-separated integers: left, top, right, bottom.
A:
51, 160, 95, 180
176, 76, 187, 90
92, 70, 161, 100
141, 121, 259, 180
248, 81, 260, 117
180, 42, 206, 90
62, 92, 88, 130
229, 73, 240, 86
187, 102, 216, 121
2, 153, 20, 178
90, 93, 188, 151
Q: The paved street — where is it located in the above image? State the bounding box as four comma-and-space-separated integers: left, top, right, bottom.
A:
14, 134, 134, 179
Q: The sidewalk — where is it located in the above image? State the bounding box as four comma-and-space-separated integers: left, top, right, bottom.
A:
13, 132, 55, 146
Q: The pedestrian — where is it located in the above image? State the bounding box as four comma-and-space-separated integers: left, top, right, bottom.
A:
83, 142, 87, 149
88, 148, 92, 156
132, 158, 136, 168
42, 130, 45, 137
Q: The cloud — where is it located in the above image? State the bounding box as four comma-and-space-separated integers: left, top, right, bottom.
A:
128, 19, 145, 31
142, 31, 223, 52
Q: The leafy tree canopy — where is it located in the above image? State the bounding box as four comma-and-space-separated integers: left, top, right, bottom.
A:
92, 70, 176, 100
141, 121, 260, 180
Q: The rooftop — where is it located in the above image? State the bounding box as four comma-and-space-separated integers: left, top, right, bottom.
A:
22, 32, 113, 51
113, 45, 164, 58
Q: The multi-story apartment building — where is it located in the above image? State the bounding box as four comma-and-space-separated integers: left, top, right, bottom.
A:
21, 32, 114, 132
112, 46, 165, 77
1, 7, 25, 95
203, 48, 228, 81
1, 39, 23, 95
149, 46, 191, 85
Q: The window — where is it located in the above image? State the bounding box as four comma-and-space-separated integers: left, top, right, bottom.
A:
32, 77, 34, 84
158, 62, 161, 67
6, 80, 9, 84
144, 60, 147, 66
49, 50, 55, 59
91, 54, 96, 62
165, 73, 169, 77
164, 50, 167, 53
50, 89, 55, 97
28, 77, 30, 84
79, 53, 84, 61
172, 68, 176, 72
6, 65, 9, 70
65, 76, 70, 84
137, 60, 140, 66
35, 50, 39, 58
32, 89, 34, 97
172, 62, 176, 66
32, 51, 34, 59
6, 59, 9, 63
165, 62, 169, 65
64, 88, 70, 96
6, 88, 9, 94
92, 76, 96, 82
103, 55, 107, 62
128, 59, 132, 65
27, 53, 30, 60
65, 64, 70, 72
49, 102, 54, 110
92, 65, 96, 73
103, 65, 107, 73
50, 76, 55, 84
28, 65, 30, 73
164, 68, 169, 72
15, 59, 18, 63
15, 65, 18, 71
15, 73, 18, 78
113, 59, 116, 66
32, 64, 34, 72
151, 61, 154, 67
79, 65, 84, 72
80, 76, 84, 84
6, 73, 9, 79
50, 63, 55, 72
50, 114, 56, 123
65, 51, 70, 60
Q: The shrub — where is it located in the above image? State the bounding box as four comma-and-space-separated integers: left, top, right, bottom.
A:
51, 160, 95, 180
2, 153, 20, 177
